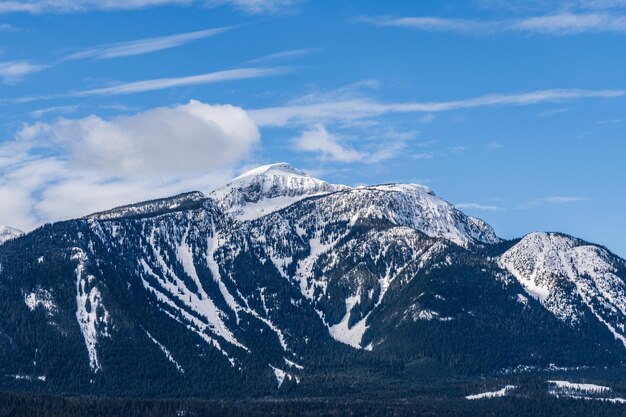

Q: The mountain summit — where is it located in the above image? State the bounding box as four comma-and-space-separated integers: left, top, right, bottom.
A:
210, 162, 347, 220
0, 225, 23, 245
0, 164, 624, 398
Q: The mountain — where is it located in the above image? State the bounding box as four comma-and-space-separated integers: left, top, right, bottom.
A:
0, 163, 625, 398
0, 225, 23, 245
500, 232, 626, 345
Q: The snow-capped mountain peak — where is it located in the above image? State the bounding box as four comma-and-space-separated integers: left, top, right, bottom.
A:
500, 232, 626, 346
0, 225, 23, 245
230, 162, 308, 181
210, 162, 348, 220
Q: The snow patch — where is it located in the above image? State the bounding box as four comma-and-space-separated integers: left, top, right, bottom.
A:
466, 385, 516, 400
72, 248, 110, 373
144, 329, 184, 374
328, 294, 369, 349
269, 364, 298, 388
24, 288, 57, 316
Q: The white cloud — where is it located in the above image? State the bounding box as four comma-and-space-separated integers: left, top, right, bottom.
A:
412, 152, 434, 160
250, 88, 625, 127
0, 67, 290, 105
0, 27, 233, 83
243, 48, 321, 65
0, 60, 46, 84
514, 12, 626, 34
63, 26, 232, 61
18, 100, 259, 175
74, 67, 289, 96
292, 124, 363, 162
518, 196, 591, 209
0, 0, 300, 14
206, 0, 300, 14
598, 118, 623, 124
455, 203, 503, 212
358, 12, 626, 35
29, 104, 80, 118
539, 107, 569, 117
0, 100, 258, 229
291, 124, 413, 164
354, 15, 498, 34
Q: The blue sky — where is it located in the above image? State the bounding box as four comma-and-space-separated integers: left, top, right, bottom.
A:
0, 0, 625, 256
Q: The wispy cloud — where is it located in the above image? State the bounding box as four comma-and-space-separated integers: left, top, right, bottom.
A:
74, 67, 289, 96
357, 12, 626, 35
292, 124, 364, 162
207, 0, 302, 14
413, 152, 434, 160
0, 0, 301, 15
354, 15, 498, 34
486, 141, 504, 148
251, 88, 625, 127
0, 67, 291, 104
539, 107, 569, 116
243, 48, 320, 65
456, 202, 503, 212
518, 196, 591, 209
63, 26, 232, 61
29, 104, 79, 118
0, 26, 233, 84
0, 60, 47, 84
598, 117, 623, 123
514, 12, 626, 34
291, 124, 412, 164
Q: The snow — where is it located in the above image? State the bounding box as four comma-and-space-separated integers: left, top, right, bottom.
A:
328, 294, 369, 349
210, 162, 347, 221
546, 380, 626, 402
362, 184, 500, 247
144, 329, 184, 374
205, 231, 243, 316
10, 374, 47, 382
466, 385, 516, 400
148, 227, 246, 351
268, 364, 298, 388
234, 194, 327, 221
548, 380, 610, 393
86, 192, 205, 221
206, 230, 290, 352
295, 234, 340, 300
0, 225, 23, 244
516, 294, 529, 306
283, 357, 304, 370
24, 288, 57, 316
72, 248, 110, 373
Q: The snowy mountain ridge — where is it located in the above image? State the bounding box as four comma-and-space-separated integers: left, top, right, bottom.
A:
87, 191, 206, 221
0, 225, 23, 245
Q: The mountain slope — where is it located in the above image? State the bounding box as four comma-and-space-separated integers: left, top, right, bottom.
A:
0, 225, 23, 245
500, 232, 626, 346
0, 163, 625, 397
